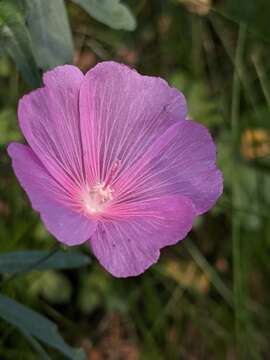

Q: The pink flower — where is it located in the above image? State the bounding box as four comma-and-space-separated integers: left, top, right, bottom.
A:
8, 62, 223, 277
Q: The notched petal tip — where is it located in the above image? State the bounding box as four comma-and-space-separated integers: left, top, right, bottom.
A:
42, 64, 84, 89
84, 60, 188, 120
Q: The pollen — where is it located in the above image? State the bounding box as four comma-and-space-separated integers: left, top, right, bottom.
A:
82, 182, 114, 215
81, 160, 120, 215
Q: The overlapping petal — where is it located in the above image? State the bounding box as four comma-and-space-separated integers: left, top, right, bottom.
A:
8, 143, 96, 245
111, 120, 223, 215
89, 195, 196, 277
18, 65, 85, 188
79, 61, 188, 186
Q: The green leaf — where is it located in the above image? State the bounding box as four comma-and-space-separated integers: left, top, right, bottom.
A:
0, 0, 41, 87
0, 250, 91, 274
19, 328, 52, 360
25, 0, 74, 69
72, 0, 136, 31
0, 294, 86, 359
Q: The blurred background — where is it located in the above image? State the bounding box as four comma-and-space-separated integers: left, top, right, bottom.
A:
0, 0, 270, 359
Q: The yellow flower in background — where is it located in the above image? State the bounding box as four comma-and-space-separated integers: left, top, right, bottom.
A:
164, 260, 210, 294
241, 129, 270, 160
178, 0, 212, 16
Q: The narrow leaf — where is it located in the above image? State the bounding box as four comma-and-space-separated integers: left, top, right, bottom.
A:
25, 0, 74, 69
0, 294, 84, 359
0, 250, 91, 274
0, 0, 41, 87
72, 0, 136, 31
19, 328, 52, 360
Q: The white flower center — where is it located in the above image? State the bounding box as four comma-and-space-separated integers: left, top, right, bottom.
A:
82, 182, 114, 215
81, 161, 120, 216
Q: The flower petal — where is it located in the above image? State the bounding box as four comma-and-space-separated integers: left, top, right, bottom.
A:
89, 195, 196, 277
8, 143, 96, 246
113, 120, 223, 215
18, 65, 85, 187
79, 61, 187, 186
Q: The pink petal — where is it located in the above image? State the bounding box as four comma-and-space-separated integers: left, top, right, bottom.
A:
8, 143, 96, 246
113, 120, 223, 215
18, 65, 85, 188
79, 61, 187, 186
89, 195, 196, 277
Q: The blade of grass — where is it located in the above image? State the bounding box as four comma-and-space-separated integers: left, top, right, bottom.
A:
251, 54, 270, 108
231, 22, 247, 358
183, 239, 233, 307
182, 238, 270, 320
201, 22, 228, 124
209, 15, 259, 118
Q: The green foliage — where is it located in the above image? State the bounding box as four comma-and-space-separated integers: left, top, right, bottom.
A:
71, 0, 136, 31
0, 0, 136, 87
0, 108, 21, 145
0, 294, 86, 359
30, 271, 72, 304
170, 72, 222, 127
0, 249, 91, 274
77, 265, 128, 314
0, 0, 40, 87
25, 0, 74, 69
220, 0, 270, 41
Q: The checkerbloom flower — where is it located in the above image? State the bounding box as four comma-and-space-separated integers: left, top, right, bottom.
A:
8, 62, 222, 277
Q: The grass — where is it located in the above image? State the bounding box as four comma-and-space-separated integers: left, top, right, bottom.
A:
231, 22, 246, 358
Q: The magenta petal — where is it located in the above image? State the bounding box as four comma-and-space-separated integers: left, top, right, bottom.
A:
18, 65, 85, 186
89, 195, 196, 277
79, 61, 187, 185
8, 143, 96, 246
115, 120, 223, 215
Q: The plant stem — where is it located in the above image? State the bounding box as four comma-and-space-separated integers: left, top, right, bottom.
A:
231, 22, 246, 358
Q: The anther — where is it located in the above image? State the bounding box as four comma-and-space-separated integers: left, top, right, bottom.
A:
103, 159, 120, 190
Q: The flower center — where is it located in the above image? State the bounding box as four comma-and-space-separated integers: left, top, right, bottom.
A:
81, 160, 120, 215
82, 183, 113, 214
